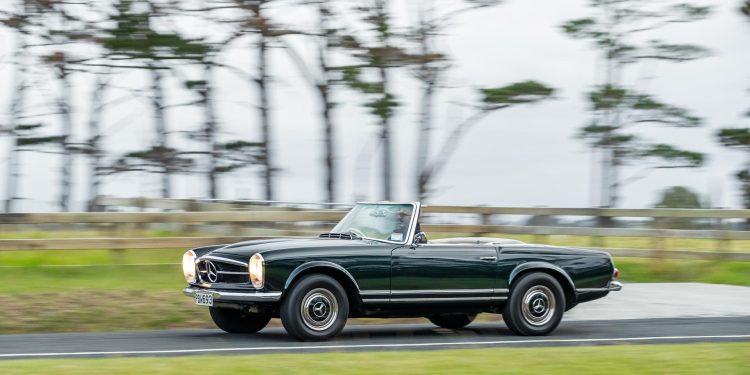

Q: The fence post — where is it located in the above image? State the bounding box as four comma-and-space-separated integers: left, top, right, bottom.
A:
480, 213, 492, 237
651, 230, 666, 260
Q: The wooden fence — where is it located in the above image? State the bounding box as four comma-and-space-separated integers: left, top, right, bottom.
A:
0, 197, 748, 261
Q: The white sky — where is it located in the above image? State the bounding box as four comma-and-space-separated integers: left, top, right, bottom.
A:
0, 0, 748, 212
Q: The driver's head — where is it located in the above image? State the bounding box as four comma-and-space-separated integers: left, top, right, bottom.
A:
398, 208, 412, 224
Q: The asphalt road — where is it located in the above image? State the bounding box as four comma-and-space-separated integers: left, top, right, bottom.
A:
1, 316, 749, 359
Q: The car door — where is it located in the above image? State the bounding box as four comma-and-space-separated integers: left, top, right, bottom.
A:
390, 243, 500, 302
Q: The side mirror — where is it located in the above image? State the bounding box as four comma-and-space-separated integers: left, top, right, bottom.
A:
413, 232, 428, 245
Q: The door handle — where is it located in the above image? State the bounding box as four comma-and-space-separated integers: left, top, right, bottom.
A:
479, 256, 497, 261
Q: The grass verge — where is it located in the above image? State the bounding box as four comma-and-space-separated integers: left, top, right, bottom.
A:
0, 343, 748, 375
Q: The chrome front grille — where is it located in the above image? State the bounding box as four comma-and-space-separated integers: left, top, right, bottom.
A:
197, 257, 249, 284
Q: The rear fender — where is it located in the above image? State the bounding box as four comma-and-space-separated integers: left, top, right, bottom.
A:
509, 262, 577, 306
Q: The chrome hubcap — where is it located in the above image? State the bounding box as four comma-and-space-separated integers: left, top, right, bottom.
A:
521, 285, 556, 326
300, 288, 338, 331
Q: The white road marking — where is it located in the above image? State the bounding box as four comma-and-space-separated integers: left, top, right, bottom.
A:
1, 334, 749, 358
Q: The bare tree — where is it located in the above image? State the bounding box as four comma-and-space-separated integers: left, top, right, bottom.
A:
340, 0, 403, 200
406, 0, 502, 201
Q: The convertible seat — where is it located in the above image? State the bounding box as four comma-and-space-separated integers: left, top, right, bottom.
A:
428, 237, 525, 246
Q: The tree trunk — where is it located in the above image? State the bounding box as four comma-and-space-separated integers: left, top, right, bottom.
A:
596, 146, 614, 227
151, 68, 170, 198
3, 33, 26, 213
204, 63, 219, 199
58, 65, 73, 212
416, 82, 434, 201
86, 75, 107, 212
318, 3, 335, 204
256, 3, 274, 201
379, 66, 392, 201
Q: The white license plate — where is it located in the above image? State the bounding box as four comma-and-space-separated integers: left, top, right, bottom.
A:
195, 292, 214, 306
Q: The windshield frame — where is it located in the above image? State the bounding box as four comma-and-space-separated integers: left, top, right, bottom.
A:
331, 202, 421, 245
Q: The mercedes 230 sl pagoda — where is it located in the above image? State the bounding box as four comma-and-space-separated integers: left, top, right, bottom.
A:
182, 202, 621, 341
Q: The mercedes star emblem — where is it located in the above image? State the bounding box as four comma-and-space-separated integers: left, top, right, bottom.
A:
205, 261, 218, 283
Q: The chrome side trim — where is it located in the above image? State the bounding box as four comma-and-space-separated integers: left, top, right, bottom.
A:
183, 288, 281, 302
359, 289, 509, 297
389, 296, 507, 303
200, 255, 248, 268
391, 289, 499, 295
360, 290, 390, 296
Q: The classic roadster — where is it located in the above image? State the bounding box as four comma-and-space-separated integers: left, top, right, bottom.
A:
182, 202, 621, 341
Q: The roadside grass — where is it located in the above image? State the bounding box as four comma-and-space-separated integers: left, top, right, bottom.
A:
615, 257, 750, 286
1, 343, 748, 375
0, 290, 212, 334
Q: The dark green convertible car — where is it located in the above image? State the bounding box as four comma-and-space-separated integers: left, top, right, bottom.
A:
182, 202, 621, 341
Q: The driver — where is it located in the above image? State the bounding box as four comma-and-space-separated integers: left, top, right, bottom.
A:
391, 207, 422, 241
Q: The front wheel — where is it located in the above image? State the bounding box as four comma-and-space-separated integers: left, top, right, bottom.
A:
503, 272, 565, 336
428, 313, 477, 329
209, 307, 272, 334
280, 274, 349, 341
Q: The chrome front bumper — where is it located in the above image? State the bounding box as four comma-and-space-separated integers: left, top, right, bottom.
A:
183, 287, 282, 303
608, 281, 623, 291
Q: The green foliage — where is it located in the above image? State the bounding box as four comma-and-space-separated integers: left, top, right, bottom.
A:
18, 136, 65, 147
480, 81, 554, 105
641, 42, 710, 62
213, 141, 266, 174
578, 85, 704, 170
717, 128, 750, 148
654, 186, 703, 209
641, 144, 705, 167
741, 0, 750, 18
102, 0, 208, 63
107, 146, 193, 175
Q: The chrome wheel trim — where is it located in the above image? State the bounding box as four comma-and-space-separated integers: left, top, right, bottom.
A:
300, 288, 338, 332
521, 285, 556, 327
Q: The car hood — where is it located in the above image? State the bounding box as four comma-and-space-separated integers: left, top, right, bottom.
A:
207, 237, 372, 259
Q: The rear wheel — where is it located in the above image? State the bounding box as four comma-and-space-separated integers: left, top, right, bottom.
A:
280, 274, 349, 341
209, 307, 272, 334
503, 272, 565, 336
428, 313, 477, 329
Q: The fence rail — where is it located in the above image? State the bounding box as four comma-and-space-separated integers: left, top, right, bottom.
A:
0, 197, 748, 261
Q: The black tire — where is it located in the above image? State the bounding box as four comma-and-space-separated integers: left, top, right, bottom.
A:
280, 274, 349, 341
209, 307, 272, 334
503, 272, 565, 336
428, 313, 477, 329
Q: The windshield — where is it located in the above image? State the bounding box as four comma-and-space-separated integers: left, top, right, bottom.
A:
330, 203, 416, 243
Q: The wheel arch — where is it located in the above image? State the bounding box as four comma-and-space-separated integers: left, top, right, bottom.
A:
508, 262, 577, 309
283, 262, 362, 312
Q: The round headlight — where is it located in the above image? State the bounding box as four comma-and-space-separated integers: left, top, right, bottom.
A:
182, 250, 197, 284
249, 253, 264, 289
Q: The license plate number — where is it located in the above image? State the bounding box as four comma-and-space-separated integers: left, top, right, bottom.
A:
195, 292, 214, 306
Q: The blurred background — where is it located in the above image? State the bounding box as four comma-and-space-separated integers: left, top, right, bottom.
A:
0, 0, 749, 338
0, 0, 748, 212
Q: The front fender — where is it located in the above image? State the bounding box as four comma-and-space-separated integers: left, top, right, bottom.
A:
283, 261, 361, 293
190, 244, 228, 257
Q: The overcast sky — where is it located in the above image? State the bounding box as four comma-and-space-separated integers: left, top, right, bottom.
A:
0, 0, 748, 212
